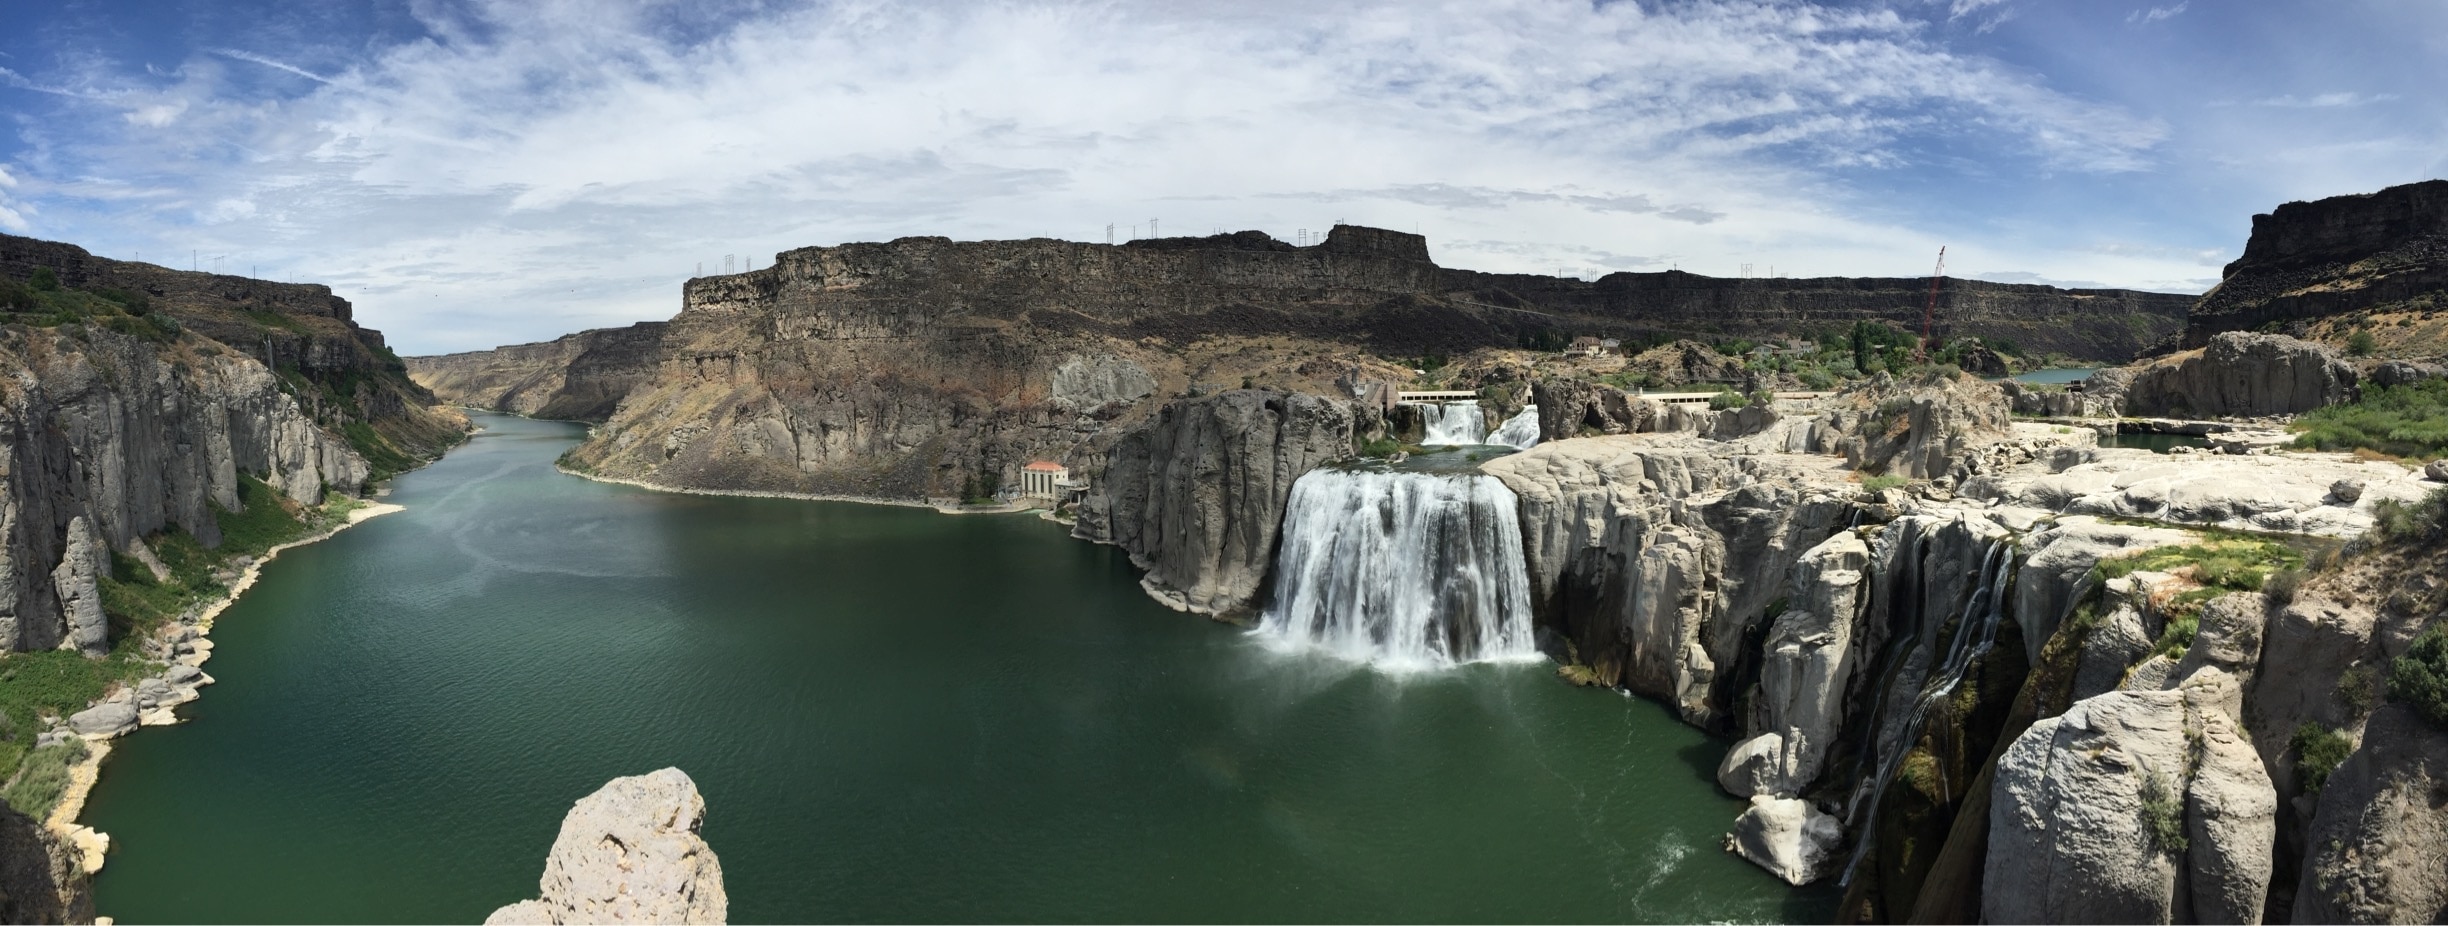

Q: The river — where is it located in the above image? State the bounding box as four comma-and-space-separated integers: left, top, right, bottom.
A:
80, 413, 1820, 923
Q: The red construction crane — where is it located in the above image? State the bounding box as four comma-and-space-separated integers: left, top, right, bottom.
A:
1917, 246, 1947, 363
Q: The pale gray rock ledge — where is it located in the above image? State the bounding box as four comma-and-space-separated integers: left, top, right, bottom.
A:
486, 768, 727, 925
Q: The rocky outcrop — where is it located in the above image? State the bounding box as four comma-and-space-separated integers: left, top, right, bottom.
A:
408, 322, 669, 422
1071, 390, 1354, 618
1720, 530, 1869, 798
1983, 686, 2274, 924
0, 326, 370, 652
487, 768, 727, 926
2183, 180, 2448, 348
2291, 702, 2448, 924
1485, 436, 1855, 723
0, 805, 90, 924
1621, 340, 1745, 388
2118, 332, 2358, 418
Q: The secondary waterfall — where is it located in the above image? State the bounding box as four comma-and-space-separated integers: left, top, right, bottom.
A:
1410, 401, 1487, 445
1488, 405, 1541, 450
1257, 468, 1540, 670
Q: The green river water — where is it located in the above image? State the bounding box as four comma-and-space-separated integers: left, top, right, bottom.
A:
80, 413, 1821, 923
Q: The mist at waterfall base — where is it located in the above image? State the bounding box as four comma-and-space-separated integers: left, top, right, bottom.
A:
76, 413, 1820, 923
1256, 468, 1540, 671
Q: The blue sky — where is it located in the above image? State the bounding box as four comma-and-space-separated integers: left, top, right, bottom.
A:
1, 0, 2441, 354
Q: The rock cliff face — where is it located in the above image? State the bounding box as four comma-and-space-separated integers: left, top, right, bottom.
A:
2183, 180, 2448, 350
0, 326, 369, 652
408, 323, 668, 421
487, 768, 727, 925
1070, 390, 1355, 619
0, 233, 461, 466
418, 226, 2183, 500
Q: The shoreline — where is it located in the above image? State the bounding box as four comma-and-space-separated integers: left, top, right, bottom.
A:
559, 467, 1046, 516
45, 499, 409, 876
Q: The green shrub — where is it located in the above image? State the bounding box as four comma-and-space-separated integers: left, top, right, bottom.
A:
1359, 437, 1403, 457
2140, 768, 2188, 854
2346, 329, 2377, 356
2292, 379, 2448, 460
1707, 389, 1748, 411
2389, 620, 2448, 728
0, 278, 31, 311
2152, 611, 2199, 659
2370, 487, 2448, 545
1862, 474, 1908, 493
27, 268, 58, 292
2291, 723, 2355, 795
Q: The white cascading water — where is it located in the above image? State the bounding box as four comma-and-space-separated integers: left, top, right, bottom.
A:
1488, 405, 1541, 450
1257, 468, 1541, 670
1409, 401, 1487, 445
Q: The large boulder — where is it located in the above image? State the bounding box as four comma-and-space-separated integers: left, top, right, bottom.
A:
2291, 702, 2448, 924
486, 768, 727, 925
1728, 795, 1842, 886
1531, 378, 1657, 440
49, 517, 107, 657
66, 693, 136, 738
2120, 331, 2357, 418
1070, 390, 1354, 618
1984, 688, 2276, 924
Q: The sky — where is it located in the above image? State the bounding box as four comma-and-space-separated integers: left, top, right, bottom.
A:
0, 0, 2442, 355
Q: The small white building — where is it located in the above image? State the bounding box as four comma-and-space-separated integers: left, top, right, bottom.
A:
1019, 461, 1070, 500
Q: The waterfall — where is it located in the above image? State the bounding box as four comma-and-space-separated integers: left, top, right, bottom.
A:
1408, 401, 1487, 445
1488, 405, 1541, 450
1257, 468, 1540, 670
1838, 535, 2017, 887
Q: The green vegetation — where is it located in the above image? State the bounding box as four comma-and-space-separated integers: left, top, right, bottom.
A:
0, 273, 183, 342
2093, 533, 2304, 650
1862, 474, 1908, 493
2292, 379, 2448, 460
2140, 768, 2188, 854
2291, 723, 2355, 795
1707, 389, 1748, 411
2389, 620, 2448, 728
2346, 329, 2378, 356
0, 475, 348, 792
2371, 486, 2448, 545
28, 268, 58, 292
0, 738, 88, 819
2152, 612, 2199, 659
1359, 436, 1404, 457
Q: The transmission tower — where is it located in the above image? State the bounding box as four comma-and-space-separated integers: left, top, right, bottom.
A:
1917, 246, 1948, 362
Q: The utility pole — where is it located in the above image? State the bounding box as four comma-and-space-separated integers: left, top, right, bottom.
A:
1150, 218, 1157, 238
1106, 224, 1114, 245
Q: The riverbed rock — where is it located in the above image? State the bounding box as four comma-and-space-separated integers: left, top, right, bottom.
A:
162, 664, 205, 687
1728, 795, 1842, 887
1984, 687, 2275, 924
2427, 459, 2448, 482
1977, 451, 2432, 537
2120, 331, 2357, 418
2292, 702, 2448, 923
486, 768, 727, 925
1071, 390, 1354, 618
66, 695, 136, 738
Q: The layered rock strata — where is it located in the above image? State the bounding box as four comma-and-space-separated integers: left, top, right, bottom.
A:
487, 768, 727, 925
2183, 179, 2448, 348
2115, 331, 2359, 418
419, 227, 2184, 501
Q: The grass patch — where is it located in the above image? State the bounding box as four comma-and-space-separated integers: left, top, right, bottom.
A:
2291, 723, 2355, 795
2292, 378, 2448, 460
1861, 474, 1909, 493
0, 738, 88, 819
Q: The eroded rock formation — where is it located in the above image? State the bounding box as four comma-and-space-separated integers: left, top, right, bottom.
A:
2117, 331, 2358, 418
487, 768, 727, 926
409, 323, 668, 421
1070, 390, 1354, 618
2184, 179, 2448, 349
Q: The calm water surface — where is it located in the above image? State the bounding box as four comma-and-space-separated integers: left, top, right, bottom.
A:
2007, 366, 2100, 385
83, 414, 1818, 923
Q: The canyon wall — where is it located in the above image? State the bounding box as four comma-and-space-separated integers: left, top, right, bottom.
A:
0, 233, 463, 468
414, 226, 2186, 500
2183, 179, 2448, 352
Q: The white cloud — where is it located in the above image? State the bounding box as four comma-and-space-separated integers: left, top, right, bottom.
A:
3, 0, 2185, 352
2251, 92, 2399, 108
2128, 3, 2187, 25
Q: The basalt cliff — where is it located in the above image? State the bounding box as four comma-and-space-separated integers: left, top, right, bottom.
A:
410, 226, 2186, 500
2182, 179, 2448, 358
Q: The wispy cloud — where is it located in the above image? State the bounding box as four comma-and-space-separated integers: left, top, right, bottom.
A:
2250, 92, 2400, 108
0, 0, 2193, 352
2127, 3, 2187, 25
206, 48, 336, 85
